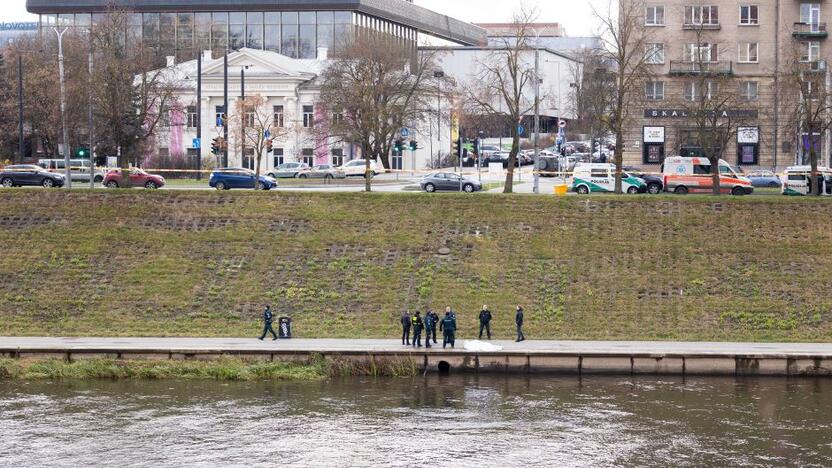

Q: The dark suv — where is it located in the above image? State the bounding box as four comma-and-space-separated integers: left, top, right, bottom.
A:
0, 165, 66, 188
623, 166, 663, 194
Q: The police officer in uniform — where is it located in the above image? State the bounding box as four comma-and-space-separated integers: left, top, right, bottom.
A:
401, 311, 412, 345
440, 311, 457, 349
515, 306, 526, 342
259, 305, 278, 341
426, 309, 440, 345
478, 305, 493, 340
411, 311, 424, 348
423, 311, 435, 349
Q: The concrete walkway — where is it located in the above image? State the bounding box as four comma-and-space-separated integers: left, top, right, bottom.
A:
2, 337, 832, 357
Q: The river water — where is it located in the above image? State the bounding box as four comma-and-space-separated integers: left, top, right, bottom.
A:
0, 375, 830, 467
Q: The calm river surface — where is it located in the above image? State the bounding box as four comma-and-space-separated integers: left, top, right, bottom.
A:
1, 375, 831, 467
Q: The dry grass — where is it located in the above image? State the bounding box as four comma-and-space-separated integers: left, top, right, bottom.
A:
1, 190, 831, 342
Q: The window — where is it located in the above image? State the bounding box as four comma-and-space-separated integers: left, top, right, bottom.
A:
645, 81, 665, 100
685, 43, 718, 62
273, 148, 284, 167
187, 105, 198, 128
303, 105, 314, 128
645, 43, 665, 64
590, 169, 610, 178
801, 42, 821, 62
273, 105, 284, 128
245, 109, 256, 128
685, 6, 719, 26
242, 147, 254, 170
645, 6, 665, 26
739, 5, 759, 25
800, 4, 821, 26
693, 164, 711, 175
684, 81, 718, 101
332, 111, 344, 125
331, 148, 344, 167
738, 42, 759, 63
215, 106, 226, 127
740, 81, 759, 101
301, 148, 315, 166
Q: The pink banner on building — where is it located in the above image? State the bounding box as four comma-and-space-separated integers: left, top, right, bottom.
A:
169, 103, 186, 164
314, 103, 329, 165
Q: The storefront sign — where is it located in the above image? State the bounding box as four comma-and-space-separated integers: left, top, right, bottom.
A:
644, 109, 758, 119
643, 126, 665, 143
737, 127, 759, 144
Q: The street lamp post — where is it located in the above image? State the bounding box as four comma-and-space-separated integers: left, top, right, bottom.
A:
434, 70, 444, 169
88, 49, 95, 189
533, 30, 542, 194
17, 55, 24, 165
54, 27, 71, 188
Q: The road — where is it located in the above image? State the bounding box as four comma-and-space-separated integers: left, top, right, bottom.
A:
3, 337, 832, 357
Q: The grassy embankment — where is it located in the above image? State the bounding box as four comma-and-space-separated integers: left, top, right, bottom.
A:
1, 190, 832, 342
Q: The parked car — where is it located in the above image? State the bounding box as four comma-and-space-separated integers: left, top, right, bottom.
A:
479, 145, 502, 160
0, 165, 65, 188
420, 172, 482, 193
297, 164, 346, 180
482, 151, 508, 167
623, 166, 664, 195
268, 162, 309, 179
103, 168, 166, 189
38, 158, 105, 183
339, 159, 381, 177
572, 163, 645, 194
209, 168, 278, 190
747, 170, 782, 188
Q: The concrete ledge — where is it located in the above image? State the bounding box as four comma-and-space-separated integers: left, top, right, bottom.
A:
736, 358, 788, 376
633, 357, 684, 375
528, 356, 580, 374
683, 357, 736, 375
581, 356, 633, 374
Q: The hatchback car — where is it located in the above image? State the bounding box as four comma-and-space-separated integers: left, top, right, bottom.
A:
0, 165, 65, 188
420, 172, 482, 193
339, 159, 381, 177
209, 168, 278, 190
297, 164, 346, 180
268, 162, 309, 179
747, 170, 782, 188
103, 168, 166, 189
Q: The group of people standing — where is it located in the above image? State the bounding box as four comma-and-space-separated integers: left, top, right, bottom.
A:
401, 305, 526, 348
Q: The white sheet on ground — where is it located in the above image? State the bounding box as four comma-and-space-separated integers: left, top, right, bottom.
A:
463, 340, 504, 352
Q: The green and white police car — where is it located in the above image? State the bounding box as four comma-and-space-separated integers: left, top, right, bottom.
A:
571, 163, 646, 194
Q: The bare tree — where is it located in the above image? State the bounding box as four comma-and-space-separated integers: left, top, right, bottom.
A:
567, 47, 616, 156
319, 33, 438, 192
594, 0, 655, 193
230, 94, 289, 188
462, 7, 538, 193
91, 9, 179, 186
780, 40, 832, 195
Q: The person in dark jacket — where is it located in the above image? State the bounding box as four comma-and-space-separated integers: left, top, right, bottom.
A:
411, 311, 424, 348
440, 311, 457, 349
259, 305, 277, 341
515, 306, 526, 342
478, 305, 493, 340
426, 309, 439, 344
423, 311, 435, 348
401, 311, 412, 345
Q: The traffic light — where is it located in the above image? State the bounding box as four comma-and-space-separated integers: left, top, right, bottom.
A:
74, 147, 90, 158
409, 140, 417, 151
394, 139, 404, 155
266, 139, 274, 153
452, 137, 461, 157
211, 137, 220, 155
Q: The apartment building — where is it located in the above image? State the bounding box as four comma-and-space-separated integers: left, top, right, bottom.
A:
624, 1, 832, 170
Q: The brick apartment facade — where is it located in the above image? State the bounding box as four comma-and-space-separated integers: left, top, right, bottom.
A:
624, 1, 832, 170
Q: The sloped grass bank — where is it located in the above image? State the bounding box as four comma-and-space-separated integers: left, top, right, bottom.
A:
1, 190, 831, 342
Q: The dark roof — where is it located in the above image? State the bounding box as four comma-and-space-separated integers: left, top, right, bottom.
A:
26, 0, 486, 46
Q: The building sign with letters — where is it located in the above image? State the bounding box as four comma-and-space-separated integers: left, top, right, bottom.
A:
737, 127, 759, 144
643, 126, 665, 143
644, 109, 758, 119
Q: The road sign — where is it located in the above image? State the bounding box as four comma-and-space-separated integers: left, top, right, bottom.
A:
400, 128, 410, 138
192, 138, 201, 149
517, 125, 526, 136
559, 119, 567, 128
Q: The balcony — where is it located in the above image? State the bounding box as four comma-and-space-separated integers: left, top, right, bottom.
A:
669, 61, 733, 76
793, 22, 829, 39
799, 60, 828, 74
682, 22, 721, 31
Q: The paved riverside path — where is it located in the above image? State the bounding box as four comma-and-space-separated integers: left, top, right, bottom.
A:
2, 337, 832, 357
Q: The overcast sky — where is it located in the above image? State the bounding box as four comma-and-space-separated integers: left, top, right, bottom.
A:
1, 0, 604, 36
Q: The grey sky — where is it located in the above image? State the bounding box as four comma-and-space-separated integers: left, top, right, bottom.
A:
1, 0, 604, 36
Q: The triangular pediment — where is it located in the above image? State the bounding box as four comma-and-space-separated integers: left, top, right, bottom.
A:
201, 48, 318, 80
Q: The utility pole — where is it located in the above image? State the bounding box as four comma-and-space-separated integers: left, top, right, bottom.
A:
17, 55, 24, 164
88, 49, 95, 189
533, 38, 541, 194
223, 53, 229, 167
434, 70, 444, 168
54, 27, 71, 188
240, 66, 246, 167
196, 52, 202, 180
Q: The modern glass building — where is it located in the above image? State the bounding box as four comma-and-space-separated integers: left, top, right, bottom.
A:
27, 0, 486, 61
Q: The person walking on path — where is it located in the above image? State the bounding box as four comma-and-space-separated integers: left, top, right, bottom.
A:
401, 311, 412, 345
440, 310, 457, 349
427, 309, 439, 345
423, 311, 436, 349
515, 306, 526, 342
259, 305, 278, 341
411, 311, 424, 348
478, 305, 493, 340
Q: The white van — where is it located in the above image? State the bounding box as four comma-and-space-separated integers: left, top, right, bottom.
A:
571, 163, 646, 194
662, 156, 753, 195
38, 159, 105, 183
782, 166, 832, 196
